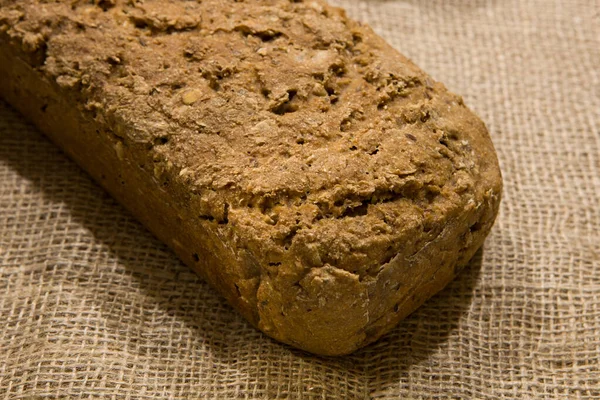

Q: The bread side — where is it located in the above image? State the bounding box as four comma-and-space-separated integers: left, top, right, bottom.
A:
0, 0, 502, 355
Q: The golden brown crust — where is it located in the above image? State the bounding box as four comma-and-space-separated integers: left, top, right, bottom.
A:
0, 0, 502, 355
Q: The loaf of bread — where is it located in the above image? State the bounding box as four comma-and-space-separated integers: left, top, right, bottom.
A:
0, 0, 502, 355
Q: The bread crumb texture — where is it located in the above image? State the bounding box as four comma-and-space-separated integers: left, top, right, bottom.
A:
0, 0, 502, 355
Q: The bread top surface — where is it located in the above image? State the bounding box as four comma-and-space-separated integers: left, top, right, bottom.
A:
0, 0, 501, 284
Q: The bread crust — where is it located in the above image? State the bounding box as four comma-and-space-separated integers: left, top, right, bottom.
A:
0, 0, 502, 355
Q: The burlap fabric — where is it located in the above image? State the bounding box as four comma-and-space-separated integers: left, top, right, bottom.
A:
1, 0, 598, 398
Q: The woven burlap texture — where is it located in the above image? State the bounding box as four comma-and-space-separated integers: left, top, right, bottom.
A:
1, 0, 598, 398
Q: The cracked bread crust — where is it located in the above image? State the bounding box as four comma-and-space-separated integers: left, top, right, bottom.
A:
0, 0, 502, 355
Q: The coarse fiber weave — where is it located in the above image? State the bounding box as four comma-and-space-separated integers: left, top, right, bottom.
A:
1, 0, 598, 398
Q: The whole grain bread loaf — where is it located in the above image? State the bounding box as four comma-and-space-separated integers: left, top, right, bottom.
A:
0, 0, 502, 355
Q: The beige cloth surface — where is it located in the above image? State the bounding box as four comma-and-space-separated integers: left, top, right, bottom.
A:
1, 0, 598, 398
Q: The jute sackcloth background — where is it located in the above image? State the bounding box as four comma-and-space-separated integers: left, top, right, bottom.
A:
1, 0, 598, 398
